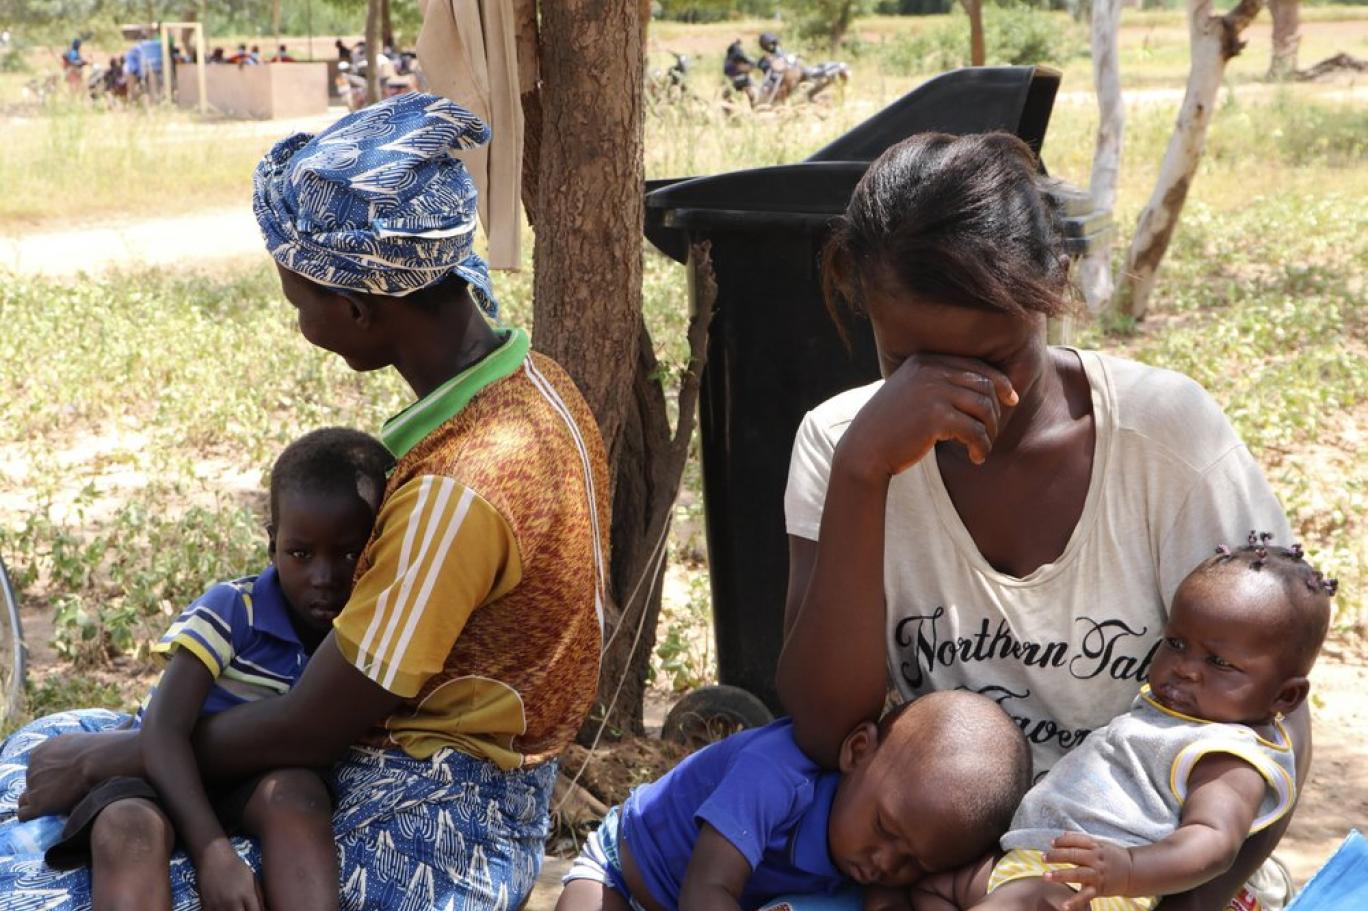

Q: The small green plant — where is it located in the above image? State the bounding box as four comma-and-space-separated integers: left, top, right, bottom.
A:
653, 573, 714, 693
0, 675, 133, 739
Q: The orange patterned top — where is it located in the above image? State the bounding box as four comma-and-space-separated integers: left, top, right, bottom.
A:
334, 329, 609, 769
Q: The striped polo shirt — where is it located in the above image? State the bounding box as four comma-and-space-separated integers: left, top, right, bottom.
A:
333, 327, 609, 770
139, 566, 307, 720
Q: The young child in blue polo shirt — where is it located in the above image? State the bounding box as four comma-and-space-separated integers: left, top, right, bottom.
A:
40, 427, 392, 911
558, 690, 1033, 911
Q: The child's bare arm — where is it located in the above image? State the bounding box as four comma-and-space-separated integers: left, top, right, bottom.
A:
678, 824, 751, 911
909, 852, 996, 911
142, 652, 263, 911
1042, 753, 1266, 910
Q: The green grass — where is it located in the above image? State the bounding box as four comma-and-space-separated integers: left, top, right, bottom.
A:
0, 100, 272, 229
2, 5, 1364, 230
0, 12, 1364, 718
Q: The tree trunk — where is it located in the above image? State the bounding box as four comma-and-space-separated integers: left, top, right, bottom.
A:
1079, 0, 1124, 313
961, 0, 987, 66
530, 0, 686, 738
1268, 0, 1299, 79
1119, 0, 1263, 318
513, 0, 541, 225
830, 0, 857, 51
271, 0, 282, 45
381, 0, 395, 51
364, 0, 380, 104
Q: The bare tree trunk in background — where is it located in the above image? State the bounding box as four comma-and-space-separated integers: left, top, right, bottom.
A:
1119, 0, 1263, 318
963, 0, 987, 66
530, 0, 708, 738
1080, 0, 1125, 312
365, 0, 380, 104
829, 0, 857, 51
513, 0, 541, 225
271, 0, 282, 44
181, 6, 198, 54
381, 0, 395, 51
1268, 0, 1300, 79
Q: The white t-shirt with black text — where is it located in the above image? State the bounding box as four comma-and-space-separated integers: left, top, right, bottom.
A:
784, 349, 1291, 775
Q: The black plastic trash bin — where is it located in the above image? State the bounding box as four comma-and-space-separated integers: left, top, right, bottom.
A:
645, 65, 1112, 712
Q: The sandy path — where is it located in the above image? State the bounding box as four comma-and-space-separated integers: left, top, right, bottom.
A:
0, 207, 266, 277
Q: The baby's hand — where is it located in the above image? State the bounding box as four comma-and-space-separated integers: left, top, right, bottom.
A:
1043, 833, 1134, 911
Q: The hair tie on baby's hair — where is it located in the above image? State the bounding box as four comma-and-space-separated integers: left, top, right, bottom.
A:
1307, 571, 1339, 597
1248, 530, 1259, 547
1214, 544, 1232, 556
1290, 543, 1305, 560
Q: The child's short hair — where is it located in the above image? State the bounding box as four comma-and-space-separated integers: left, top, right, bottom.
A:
269, 428, 393, 525
880, 691, 1033, 853
1192, 532, 1335, 677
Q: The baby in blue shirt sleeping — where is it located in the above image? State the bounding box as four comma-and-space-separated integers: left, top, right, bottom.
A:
558, 690, 1032, 911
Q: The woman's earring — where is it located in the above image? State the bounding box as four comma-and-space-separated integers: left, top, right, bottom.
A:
1275, 711, 1285, 723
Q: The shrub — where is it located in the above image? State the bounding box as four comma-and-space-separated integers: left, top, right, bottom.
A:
879, 8, 1085, 74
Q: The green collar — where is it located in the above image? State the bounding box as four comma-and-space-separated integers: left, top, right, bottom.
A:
381, 328, 530, 459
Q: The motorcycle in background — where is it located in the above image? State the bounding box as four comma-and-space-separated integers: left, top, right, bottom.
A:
724, 33, 850, 110
646, 51, 692, 107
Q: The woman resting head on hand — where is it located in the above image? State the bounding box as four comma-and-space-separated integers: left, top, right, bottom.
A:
777, 132, 1301, 911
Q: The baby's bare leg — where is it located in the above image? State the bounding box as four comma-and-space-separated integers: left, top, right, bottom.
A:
240, 768, 338, 911
89, 797, 174, 911
968, 877, 1076, 910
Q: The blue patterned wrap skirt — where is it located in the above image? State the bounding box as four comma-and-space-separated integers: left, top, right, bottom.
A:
0, 709, 556, 911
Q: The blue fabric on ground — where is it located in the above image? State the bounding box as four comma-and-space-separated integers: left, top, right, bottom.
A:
0, 709, 556, 910
755, 885, 864, 911
1285, 830, 1368, 911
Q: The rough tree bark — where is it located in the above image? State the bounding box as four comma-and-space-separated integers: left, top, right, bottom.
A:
364, 0, 380, 104
1268, 0, 1300, 79
381, 0, 395, 51
963, 0, 987, 66
527, 0, 712, 737
1079, 0, 1125, 312
512, 0, 541, 225
1119, 0, 1263, 319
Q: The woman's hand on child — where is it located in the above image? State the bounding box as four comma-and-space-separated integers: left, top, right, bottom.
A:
196, 837, 266, 911
841, 355, 1017, 479
18, 732, 134, 820
1043, 833, 1135, 910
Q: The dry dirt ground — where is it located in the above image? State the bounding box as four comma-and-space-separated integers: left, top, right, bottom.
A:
4, 426, 1363, 910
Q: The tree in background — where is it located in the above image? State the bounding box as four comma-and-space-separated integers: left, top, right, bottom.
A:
1079, 0, 1124, 312
517, 0, 713, 737
364, 0, 377, 101
1120, 0, 1264, 318
1267, 0, 1299, 78
962, 0, 986, 65
798, 0, 871, 50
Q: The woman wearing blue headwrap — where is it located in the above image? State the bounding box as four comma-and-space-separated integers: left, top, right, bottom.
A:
0, 94, 611, 911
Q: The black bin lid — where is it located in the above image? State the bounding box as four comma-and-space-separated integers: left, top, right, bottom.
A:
645, 65, 1068, 264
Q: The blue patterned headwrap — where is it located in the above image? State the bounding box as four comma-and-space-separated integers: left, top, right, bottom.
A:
252, 92, 498, 318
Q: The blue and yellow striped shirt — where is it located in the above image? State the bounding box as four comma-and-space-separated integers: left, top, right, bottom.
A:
137, 566, 307, 721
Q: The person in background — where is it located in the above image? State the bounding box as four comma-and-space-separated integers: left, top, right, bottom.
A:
62, 38, 87, 92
